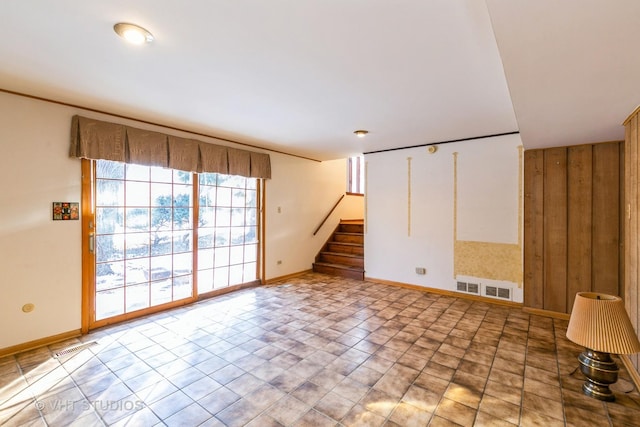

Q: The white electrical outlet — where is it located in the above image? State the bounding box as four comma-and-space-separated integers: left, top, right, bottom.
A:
415, 267, 426, 275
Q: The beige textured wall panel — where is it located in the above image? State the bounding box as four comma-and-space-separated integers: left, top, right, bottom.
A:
454, 240, 523, 285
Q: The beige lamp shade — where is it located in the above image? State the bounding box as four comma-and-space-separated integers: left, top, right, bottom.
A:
566, 292, 640, 355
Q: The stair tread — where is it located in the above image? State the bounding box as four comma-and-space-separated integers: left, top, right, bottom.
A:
328, 245, 363, 251
313, 261, 364, 271
327, 242, 364, 252
320, 251, 363, 258
334, 232, 364, 236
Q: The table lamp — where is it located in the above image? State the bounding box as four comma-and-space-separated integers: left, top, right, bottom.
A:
566, 292, 640, 401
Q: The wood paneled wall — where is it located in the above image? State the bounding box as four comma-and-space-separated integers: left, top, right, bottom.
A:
624, 107, 640, 371
524, 141, 624, 314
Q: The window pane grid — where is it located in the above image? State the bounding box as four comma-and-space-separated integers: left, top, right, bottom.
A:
197, 173, 258, 293
95, 161, 194, 321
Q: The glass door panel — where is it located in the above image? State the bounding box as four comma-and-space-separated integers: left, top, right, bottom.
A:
93, 160, 194, 322
197, 173, 258, 294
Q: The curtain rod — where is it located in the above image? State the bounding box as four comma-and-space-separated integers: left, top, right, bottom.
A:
0, 88, 322, 163
364, 131, 520, 155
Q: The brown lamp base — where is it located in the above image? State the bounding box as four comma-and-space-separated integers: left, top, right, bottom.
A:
578, 349, 618, 402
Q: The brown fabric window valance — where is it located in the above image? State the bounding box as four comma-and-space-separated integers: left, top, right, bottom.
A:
126, 127, 169, 168
70, 116, 127, 162
228, 147, 251, 177
167, 136, 200, 172
200, 143, 229, 175
69, 115, 271, 179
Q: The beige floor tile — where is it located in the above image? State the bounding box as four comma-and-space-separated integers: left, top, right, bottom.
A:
388, 402, 433, 427
341, 404, 387, 427
443, 382, 482, 409
215, 398, 262, 427
474, 410, 517, 426
520, 407, 566, 427
360, 388, 399, 418
434, 397, 477, 426
2, 272, 640, 426
313, 390, 354, 421
564, 405, 610, 427
293, 408, 337, 427
290, 381, 329, 406
266, 395, 310, 425
373, 364, 419, 398
402, 384, 440, 413
422, 360, 456, 382
523, 376, 562, 401
428, 415, 465, 427
522, 390, 565, 421
478, 394, 520, 425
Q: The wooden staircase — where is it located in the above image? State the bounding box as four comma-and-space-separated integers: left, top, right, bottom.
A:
313, 220, 364, 280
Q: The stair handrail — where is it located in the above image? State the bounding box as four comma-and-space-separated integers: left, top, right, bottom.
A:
313, 194, 345, 236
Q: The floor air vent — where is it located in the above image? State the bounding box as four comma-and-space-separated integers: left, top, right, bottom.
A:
498, 288, 511, 299
485, 286, 511, 300
54, 341, 98, 358
457, 281, 479, 294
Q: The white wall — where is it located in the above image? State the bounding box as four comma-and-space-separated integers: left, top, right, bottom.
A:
0, 91, 362, 350
0, 92, 82, 349
365, 134, 523, 302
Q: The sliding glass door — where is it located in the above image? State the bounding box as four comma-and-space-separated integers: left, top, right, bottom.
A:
83, 159, 261, 329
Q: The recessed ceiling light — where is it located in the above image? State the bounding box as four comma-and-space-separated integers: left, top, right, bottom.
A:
354, 130, 369, 138
114, 23, 154, 45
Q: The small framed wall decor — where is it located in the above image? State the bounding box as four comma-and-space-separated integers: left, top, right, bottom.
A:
53, 202, 79, 220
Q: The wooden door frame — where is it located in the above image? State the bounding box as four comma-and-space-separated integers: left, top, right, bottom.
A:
80, 159, 94, 334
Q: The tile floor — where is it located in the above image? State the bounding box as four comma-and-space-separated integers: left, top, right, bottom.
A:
1, 273, 640, 426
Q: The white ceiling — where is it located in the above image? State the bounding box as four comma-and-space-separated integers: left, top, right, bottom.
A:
0, 1, 638, 161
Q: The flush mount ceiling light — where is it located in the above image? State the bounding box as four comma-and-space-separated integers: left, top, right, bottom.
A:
113, 23, 154, 45
354, 130, 369, 138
